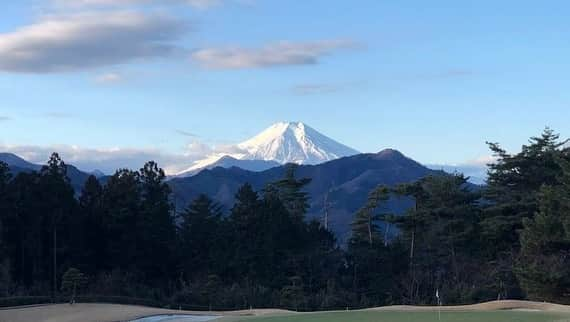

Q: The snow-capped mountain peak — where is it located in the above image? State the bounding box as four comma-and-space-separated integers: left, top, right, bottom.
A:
176, 122, 359, 176
238, 121, 358, 164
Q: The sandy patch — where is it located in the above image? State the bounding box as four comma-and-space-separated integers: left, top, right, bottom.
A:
1, 300, 569, 322
0, 303, 219, 322
367, 300, 570, 313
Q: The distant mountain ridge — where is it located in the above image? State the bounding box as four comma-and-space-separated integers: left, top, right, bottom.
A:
177, 156, 280, 177
169, 148, 442, 242
3, 149, 452, 242
0, 152, 92, 191
176, 122, 359, 177
0, 153, 41, 171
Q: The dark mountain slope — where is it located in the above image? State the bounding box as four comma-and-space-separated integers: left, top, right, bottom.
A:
176, 155, 280, 177
169, 149, 441, 242
1, 153, 92, 191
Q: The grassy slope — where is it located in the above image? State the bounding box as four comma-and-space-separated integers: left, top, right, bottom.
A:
227, 310, 570, 322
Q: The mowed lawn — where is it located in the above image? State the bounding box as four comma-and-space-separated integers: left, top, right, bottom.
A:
230, 310, 570, 322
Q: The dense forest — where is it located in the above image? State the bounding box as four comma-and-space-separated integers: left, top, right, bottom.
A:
0, 129, 569, 310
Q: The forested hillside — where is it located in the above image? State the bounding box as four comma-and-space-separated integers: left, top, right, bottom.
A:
1, 129, 569, 309
169, 149, 440, 243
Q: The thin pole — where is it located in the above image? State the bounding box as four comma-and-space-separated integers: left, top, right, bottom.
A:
438, 292, 441, 322
53, 227, 57, 300
323, 192, 330, 230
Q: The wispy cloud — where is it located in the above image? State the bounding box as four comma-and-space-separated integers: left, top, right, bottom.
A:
416, 69, 474, 80
0, 116, 12, 122
44, 112, 74, 119
464, 155, 497, 167
95, 72, 124, 84
53, 0, 224, 9
426, 155, 496, 185
0, 143, 208, 175
192, 39, 359, 69
291, 83, 349, 96
0, 138, 247, 175
0, 12, 188, 73
175, 129, 199, 137
426, 155, 495, 185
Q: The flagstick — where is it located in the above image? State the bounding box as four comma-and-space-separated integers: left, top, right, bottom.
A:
436, 288, 441, 322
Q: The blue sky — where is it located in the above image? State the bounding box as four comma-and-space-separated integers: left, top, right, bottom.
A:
1, 0, 569, 173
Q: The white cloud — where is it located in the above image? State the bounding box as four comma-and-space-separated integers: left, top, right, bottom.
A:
95, 72, 124, 84
0, 11, 188, 73
427, 155, 496, 185
44, 112, 74, 119
0, 138, 247, 175
291, 83, 345, 95
1, 144, 184, 174
191, 39, 358, 69
183, 141, 213, 158
464, 155, 497, 166
175, 129, 199, 137
53, 0, 224, 9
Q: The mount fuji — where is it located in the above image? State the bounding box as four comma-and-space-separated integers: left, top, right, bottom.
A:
176, 122, 359, 177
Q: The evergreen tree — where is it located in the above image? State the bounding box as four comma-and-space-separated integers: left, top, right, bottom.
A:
228, 184, 262, 279
139, 161, 176, 283
178, 194, 223, 279
256, 186, 301, 288
483, 128, 567, 252
0, 161, 12, 296
102, 169, 142, 271
482, 128, 570, 299
270, 164, 311, 221
351, 186, 390, 246
61, 267, 87, 304
78, 175, 105, 273
517, 157, 570, 301
391, 174, 481, 304
348, 185, 394, 306
6, 171, 42, 287
38, 153, 77, 297
0, 161, 11, 243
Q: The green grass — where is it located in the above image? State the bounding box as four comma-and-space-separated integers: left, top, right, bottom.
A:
229, 310, 570, 322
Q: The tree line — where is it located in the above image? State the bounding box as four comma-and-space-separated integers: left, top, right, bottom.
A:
0, 128, 569, 309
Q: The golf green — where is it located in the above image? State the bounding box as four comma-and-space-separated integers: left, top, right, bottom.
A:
231, 310, 570, 322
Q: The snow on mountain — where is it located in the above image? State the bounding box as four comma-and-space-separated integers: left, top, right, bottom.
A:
176, 122, 359, 177
238, 122, 359, 163
177, 156, 280, 177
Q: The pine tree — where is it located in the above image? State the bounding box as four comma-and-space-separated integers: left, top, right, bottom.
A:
517, 159, 570, 301
482, 128, 570, 299
0, 161, 12, 296
61, 267, 87, 304
78, 175, 105, 273
178, 194, 223, 278
139, 161, 176, 283
350, 185, 390, 246
348, 185, 393, 306
0, 161, 11, 242
228, 184, 261, 278
270, 164, 311, 220
39, 153, 77, 298
391, 174, 481, 304
102, 169, 141, 271
483, 128, 567, 252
